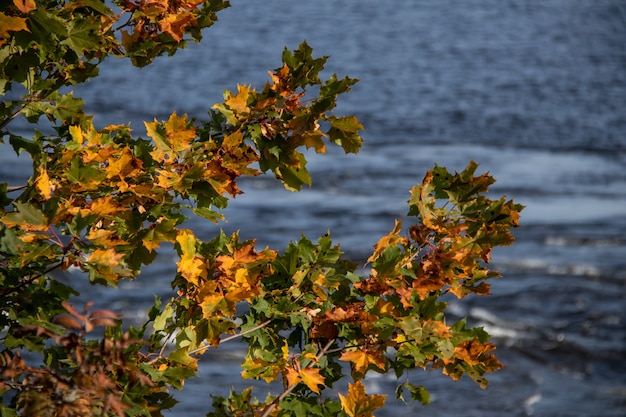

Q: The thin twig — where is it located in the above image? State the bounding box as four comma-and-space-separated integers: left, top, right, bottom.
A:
6, 185, 27, 192
187, 319, 273, 356
0, 103, 27, 131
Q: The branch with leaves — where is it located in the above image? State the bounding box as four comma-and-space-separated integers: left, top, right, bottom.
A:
0, 1, 522, 416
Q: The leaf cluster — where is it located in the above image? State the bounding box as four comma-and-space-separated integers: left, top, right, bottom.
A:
0, 1, 523, 416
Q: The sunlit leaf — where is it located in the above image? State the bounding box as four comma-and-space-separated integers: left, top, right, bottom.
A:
1, 202, 48, 232
338, 380, 386, 417
0, 14, 29, 40
13, 0, 37, 14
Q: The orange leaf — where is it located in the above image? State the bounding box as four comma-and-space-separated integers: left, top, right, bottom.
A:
338, 380, 386, 417
340, 349, 386, 376
106, 147, 143, 179
299, 367, 325, 394
176, 230, 207, 286
35, 166, 53, 200
368, 220, 408, 263
164, 111, 196, 152
285, 365, 325, 394
89, 196, 125, 217
225, 85, 253, 115
13, 0, 36, 13
0, 14, 29, 41
159, 12, 196, 42
87, 248, 132, 283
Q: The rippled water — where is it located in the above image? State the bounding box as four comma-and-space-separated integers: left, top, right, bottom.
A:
2, 1, 625, 416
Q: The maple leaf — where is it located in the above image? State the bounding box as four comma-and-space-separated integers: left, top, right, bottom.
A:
164, 111, 197, 152
340, 349, 386, 377
176, 230, 207, 286
1, 202, 49, 232
0, 14, 29, 41
35, 166, 53, 200
87, 248, 133, 284
338, 380, 387, 417
86, 228, 129, 248
241, 357, 283, 383
13, 0, 37, 14
159, 12, 197, 42
285, 365, 325, 394
224, 85, 253, 115
89, 196, 126, 217
105, 147, 143, 179
299, 367, 326, 394
368, 220, 408, 262
453, 340, 497, 366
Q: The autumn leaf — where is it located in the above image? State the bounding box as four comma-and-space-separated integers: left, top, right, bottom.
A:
453, 340, 497, 366
327, 115, 363, 154
89, 196, 126, 217
0, 14, 29, 41
87, 248, 133, 284
176, 229, 207, 286
0, 202, 49, 232
164, 112, 196, 152
159, 12, 197, 42
300, 367, 326, 394
368, 220, 407, 263
13, 0, 37, 14
105, 147, 143, 180
224, 85, 253, 115
340, 349, 386, 376
35, 166, 53, 200
338, 380, 387, 417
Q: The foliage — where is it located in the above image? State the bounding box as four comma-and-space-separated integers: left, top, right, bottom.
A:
0, 1, 523, 416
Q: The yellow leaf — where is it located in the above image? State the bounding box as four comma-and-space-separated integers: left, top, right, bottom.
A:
69, 125, 84, 145
13, 0, 36, 14
376, 299, 395, 315
222, 130, 244, 149
164, 111, 196, 152
176, 230, 207, 286
285, 366, 301, 387
106, 147, 143, 179
178, 257, 207, 286
35, 166, 53, 200
176, 229, 197, 256
17, 232, 48, 243
368, 220, 408, 263
86, 228, 129, 247
340, 350, 369, 375
0, 13, 29, 40
225, 85, 253, 115
89, 196, 125, 217
338, 380, 386, 417
339, 349, 386, 376
285, 365, 325, 394
158, 11, 196, 42
299, 367, 325, 394
87, 248, 131, 283
146, 112, 196, 163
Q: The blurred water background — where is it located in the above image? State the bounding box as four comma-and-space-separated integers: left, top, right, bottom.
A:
1, 0, 625, 416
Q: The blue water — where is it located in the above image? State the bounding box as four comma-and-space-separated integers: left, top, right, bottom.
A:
2, 1, 625, 416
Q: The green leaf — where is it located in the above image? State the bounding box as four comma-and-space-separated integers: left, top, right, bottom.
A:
395, 383, 430, 406
327, 116, 363, 154
1, 202, 49, 231
61, 17, 103, 55
271, 152, 311, 191
7, 134, 41, 155
153, 302, 174, 332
